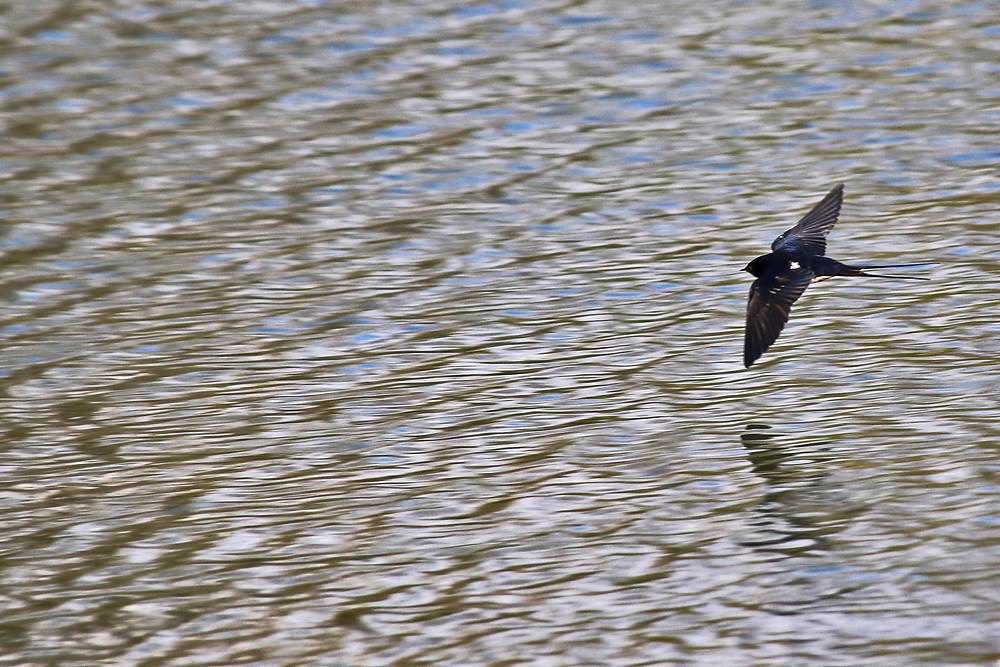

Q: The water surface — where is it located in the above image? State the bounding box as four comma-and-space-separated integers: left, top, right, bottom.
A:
1, 1, 999, 665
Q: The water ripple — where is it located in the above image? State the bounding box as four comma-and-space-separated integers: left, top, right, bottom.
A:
0, 1, 999, 666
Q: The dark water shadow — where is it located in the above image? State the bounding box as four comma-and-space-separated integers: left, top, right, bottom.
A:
740, 423, 865, 556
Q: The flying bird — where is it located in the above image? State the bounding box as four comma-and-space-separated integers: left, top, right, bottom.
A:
742, 183, 927, 368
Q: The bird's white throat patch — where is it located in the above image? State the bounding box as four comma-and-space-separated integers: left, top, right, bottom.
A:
789, 261, 801, 269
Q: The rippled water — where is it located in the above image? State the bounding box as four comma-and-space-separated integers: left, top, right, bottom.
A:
2, 1, 1000, 665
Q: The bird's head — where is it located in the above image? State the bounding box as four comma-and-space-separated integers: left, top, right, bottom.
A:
742, 256, 768, 278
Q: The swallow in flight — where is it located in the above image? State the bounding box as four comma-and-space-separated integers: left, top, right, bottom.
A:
742, 183, 927, 368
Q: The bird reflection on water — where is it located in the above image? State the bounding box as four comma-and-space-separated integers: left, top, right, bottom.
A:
740, 423, 864, 555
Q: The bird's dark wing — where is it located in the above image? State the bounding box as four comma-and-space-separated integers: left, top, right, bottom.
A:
744, 267, 816, 367
770, 183, 844, 256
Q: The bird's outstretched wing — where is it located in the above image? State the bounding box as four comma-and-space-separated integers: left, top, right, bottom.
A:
770, 183, 844, 256
744, 267, 816, 367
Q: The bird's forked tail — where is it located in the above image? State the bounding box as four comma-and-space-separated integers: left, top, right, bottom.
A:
851, 263, 930, 280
